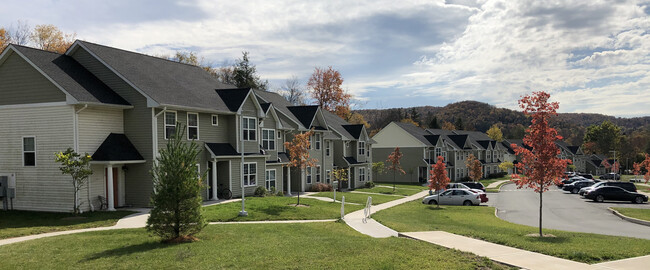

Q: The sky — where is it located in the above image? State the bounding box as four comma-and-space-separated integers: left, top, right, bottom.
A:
1, 0, 649, 117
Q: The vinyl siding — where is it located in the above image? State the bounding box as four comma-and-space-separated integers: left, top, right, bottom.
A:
229, 157, 266, 197
0, 52, 66, 105
373, 147, 426, 183
241, 96, 260, 153
0, 105, 75, 212
77, 106, 124, 154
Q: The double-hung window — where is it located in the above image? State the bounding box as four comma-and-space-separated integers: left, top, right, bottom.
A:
309, 135, 313, 150
315, 134, 321, 150
262, 129, 275, 150
359, 167, 366, 182
265, 169, 276, 190
164, 111, 177, 139
187, 113, 199, 140
358, 141, 365, 156
306, 167, 312, 184
316, 166, 321, 182
242, 117, 256, 141
325, 141, 331, 156
23, 137, 36, 166
211, 115, 219, 126
243, 163, 257, 186
435, 147, 442, 158
326, 170, 331, 183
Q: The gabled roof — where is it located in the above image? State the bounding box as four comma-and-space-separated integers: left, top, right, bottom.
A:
205, 143, 239, 156
252, 90, 305, 129
92, 133, 144, 161
287, 105, 319, 128
8, 45, 129, 106
344, 156, 368, 165
342, 124, 364, 140
70, 40, 232, 112
322, 110, 355, 140
447, 134, 470, 149
260, 102, 272, 114
476, 140, 491, 149
215, 88, 251, 112
394, 122, 436, 146
501, 141, 515, 154
567, 146, 581, 155
424, 135, 440, 146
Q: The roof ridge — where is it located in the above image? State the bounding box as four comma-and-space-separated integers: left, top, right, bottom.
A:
10, 44, 63, 56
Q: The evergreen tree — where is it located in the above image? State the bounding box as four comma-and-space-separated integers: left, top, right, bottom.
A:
147, 123, 206, 242
455, 117, 464, 130
233, 51, 269, 90
429, 116, 440, 129
409, 108, 420, 125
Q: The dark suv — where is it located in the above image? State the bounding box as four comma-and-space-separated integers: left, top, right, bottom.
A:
461, 182, 485, 192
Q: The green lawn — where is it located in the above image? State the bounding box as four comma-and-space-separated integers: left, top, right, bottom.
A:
203, 197, 363, 221
373, 201, 650, 264
0, 222, 510, 269
354, 186, 421, 196
634, 184, 650, 193
374, 182, 429, 190
312, 191, 402, 205
612, 207, 650, 222
0, 210, 135, 240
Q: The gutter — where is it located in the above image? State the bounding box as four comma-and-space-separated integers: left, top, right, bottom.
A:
74, 104, 91, 212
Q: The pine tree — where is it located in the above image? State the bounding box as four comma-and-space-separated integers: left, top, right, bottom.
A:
147, 123, 206, 242
429, 116, 440, 129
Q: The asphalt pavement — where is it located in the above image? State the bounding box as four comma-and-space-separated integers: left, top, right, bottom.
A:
493, 183, 650, 240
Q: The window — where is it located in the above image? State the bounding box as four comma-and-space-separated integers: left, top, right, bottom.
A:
262, 129, 275, 150
243, 162, 257, 186
358, 141, 365, 156
315, 134, 321, 150
23, 137, 35, 166
326, 170, 331, 183
359, 167, 366, 182
435, 147, 442, 158
316, 166, 321, 182
242, 117, 256, 141
187, 113, 199, 140
309, 135, 313, 150
326, 141, 331, 156
306, 167, 312, 184
367, 146, 370, 157
164, 111, 177, 140
265, 169, 276, 190
211, 115, 219, 126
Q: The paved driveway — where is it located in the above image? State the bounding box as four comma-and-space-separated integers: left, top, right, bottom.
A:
494, 183, 650, 240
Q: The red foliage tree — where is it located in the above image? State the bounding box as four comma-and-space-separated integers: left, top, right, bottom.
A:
428, 156, 450, 208
386, 147, 406, 192
284, 130, 318, 205
466, 154, 483, 182
307, 66, 351, 119
601, 159, 611, 171
633, 162, 642, 180
612, 161, 620, 175
510, 91, 572, 237
643, 154, 650, 184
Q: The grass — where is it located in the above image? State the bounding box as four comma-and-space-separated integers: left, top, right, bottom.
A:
486, 181, 512, 193
311, 191, 403, 205
612, 207, 650, 222
202, 196, 363, 221
0, 222, 512, 269
373, 182, 429, 190
373, 201, 650, 264
353, 186, 421, 196
0, 210, 135, 240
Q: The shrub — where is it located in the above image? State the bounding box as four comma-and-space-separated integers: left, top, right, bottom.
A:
269, 186, 277, 195
311, 183, 333, 192
488, 172, 507, 179
276, 190, 285, 197
364, 181, 376, 188
254, 186, 268, 197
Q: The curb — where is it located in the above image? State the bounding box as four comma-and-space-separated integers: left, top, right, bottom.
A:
608, 207, 650, 227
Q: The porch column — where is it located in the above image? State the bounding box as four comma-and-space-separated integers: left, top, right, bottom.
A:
211, 160, 218, 200
287, 167, 291, 196
106, 165, 115, 211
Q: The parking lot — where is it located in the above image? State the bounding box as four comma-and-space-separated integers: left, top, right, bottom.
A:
490, 183, 650, 239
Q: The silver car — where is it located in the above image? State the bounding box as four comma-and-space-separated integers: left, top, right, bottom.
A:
422, 188, 482, 206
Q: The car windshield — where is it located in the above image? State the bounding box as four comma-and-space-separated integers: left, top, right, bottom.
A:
440, 190, 452, 196
591, 182, 604, 188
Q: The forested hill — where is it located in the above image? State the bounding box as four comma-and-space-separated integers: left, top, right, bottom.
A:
355, 101, 650, 146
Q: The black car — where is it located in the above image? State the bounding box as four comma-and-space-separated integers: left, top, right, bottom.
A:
562, 180, 594, 194
600, 173, 620, 180
584, 186, 648, 203
461, 182, 485, 192
578, 174, 594, 180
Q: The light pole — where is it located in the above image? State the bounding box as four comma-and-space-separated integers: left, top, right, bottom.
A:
609, 150, 617, 180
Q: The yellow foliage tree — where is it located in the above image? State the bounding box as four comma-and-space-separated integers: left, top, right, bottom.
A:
31, 24, 76, 54
487, 124, 503, 142
400, 118, 419, 127
0, 28, 9, 52
441, 121, 456, 130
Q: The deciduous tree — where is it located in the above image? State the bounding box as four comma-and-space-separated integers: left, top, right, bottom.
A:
466, 154, 482, 182
428, 156, 450, 208
347, 112, 370, 129
279, 75, 306, 105
498, 161, 514, 173
441, 121, 456, 130
510, 91, 571, 237
54, 148, 93, 215
400, 118, 419, 127
386, 147, 406, 192
331, 168, 348, 190
31, 24, 76, 53
584, 121, 622, 155
633, 162, 642, 181
284, 130, 318, 205
486, 124, 503, 142
643, 154, 650, 184
0, 28, 9, 52
372, 161, 385, 178
307, 66, 351, 118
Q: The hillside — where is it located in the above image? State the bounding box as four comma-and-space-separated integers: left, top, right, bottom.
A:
355, 101, 650, 145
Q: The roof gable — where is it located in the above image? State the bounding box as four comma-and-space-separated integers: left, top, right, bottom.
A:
342, 124, 364, 139
287, 105, 319, 128
92, 133, 144, 161
216, 88, 252, 112
372, 122, 427, 148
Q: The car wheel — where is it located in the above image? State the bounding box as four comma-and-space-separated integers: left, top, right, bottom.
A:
463, 200, 473, 206
572, 188, 579, 194
596, 195, 604, 202
428, 200, 437, 205
634, 196, 644, 204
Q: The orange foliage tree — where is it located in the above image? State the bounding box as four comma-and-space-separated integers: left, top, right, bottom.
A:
643, 154, 650, 184
633, 162, 642, 180
31, 24, 76, 54
386, 147, 406, 192
601, 159, 611, 173
307, 66, 351, 119
466, 154, 483, 182
428, 156, 450, 207
510, 91, 571, 237
0, 28, 9, 52
284, 130, 318, 205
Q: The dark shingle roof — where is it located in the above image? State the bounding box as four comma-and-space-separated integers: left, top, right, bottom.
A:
322, 110, 355, 140
260, 102, 271, 114
394, 122, 435, 146
287, 105, 319, 128
501, 141, 515, 154
13, 45, 129, 106
447, 134, 469, 149
252, 90, 305, 129
205, 143, 239, 156
476, 140, 491, 149
76, 40, 232, 112
342, 124, 364, 139
567, 146, 580, 155
92, 133, 144, 161
424, 135, 440, 146
344, 156, 365, 165
216, 88, 251, 112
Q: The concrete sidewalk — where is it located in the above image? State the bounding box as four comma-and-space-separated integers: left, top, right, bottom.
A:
343, 190, 429, 238
486, 180, 510, 189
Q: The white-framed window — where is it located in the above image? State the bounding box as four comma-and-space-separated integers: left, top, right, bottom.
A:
164, 111, 177, 140
315, 133, 321, 150
187, 112, 199, 140
23, 136, 36, 167
435, 147, 442, 158
306, 166, 312, 184
262, 129, 276, 150
242, 117, 257, 141
316, 166, 321, 182
326, 141, 331, 156
359, 167, 366, 182
243, 162, 257, 186
309, 135, 313, 150
195, 163, 201, 180
326, 170, 331, 183
358, 141, 365, 155
265, 169, 276, 190
211, 115, 219, 126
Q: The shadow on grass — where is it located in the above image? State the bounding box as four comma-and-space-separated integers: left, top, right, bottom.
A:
524, 235, 570, 244
81, 241, 170, 262
258, 205, 291, 216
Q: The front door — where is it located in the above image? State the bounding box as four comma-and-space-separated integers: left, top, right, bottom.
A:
105, 167, 119, 207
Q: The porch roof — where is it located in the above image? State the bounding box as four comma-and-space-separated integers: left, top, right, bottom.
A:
91, 133, 145, 163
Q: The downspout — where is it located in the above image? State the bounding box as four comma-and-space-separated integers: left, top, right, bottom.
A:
75, 104, 90, 211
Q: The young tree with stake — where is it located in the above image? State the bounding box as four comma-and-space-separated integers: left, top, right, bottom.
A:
510, 91, 571, 237
386, 147, 406, 192
284, 130, 318, 205
54, 148, 93, 215
428, 156, 450, 208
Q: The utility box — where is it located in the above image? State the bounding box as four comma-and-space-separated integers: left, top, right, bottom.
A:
0, 177, 6, 197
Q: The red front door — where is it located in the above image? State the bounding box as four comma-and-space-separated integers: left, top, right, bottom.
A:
105, 168, 119, 207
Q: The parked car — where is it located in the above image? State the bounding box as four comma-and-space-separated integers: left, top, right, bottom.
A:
562, 180, 594, 194
584, 186, 648, 204
599, 173, 620, 180
578, 174, 594, 180
461, 182, 486, 192
422, 188, 482, 206
558, 176, 586, 187
579, 181, 637, 196
446, 183, 484, 194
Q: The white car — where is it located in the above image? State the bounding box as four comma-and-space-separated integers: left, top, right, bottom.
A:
422, 188, 482, 206
446, 183, 485, 195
